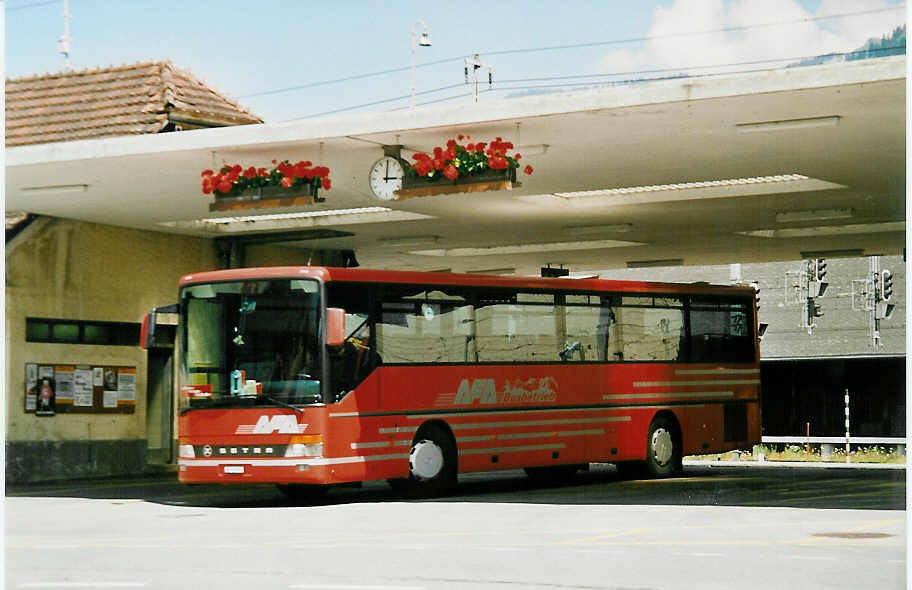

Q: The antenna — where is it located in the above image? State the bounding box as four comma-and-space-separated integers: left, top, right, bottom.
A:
56, 0, 72, 71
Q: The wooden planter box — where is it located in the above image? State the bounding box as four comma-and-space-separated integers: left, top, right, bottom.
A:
209, 183, 323, 212
396, 168, 520, 200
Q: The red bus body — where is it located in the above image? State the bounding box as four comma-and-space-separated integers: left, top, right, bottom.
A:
175, 267, 761, 486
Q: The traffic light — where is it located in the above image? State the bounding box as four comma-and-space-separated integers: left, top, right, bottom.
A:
815, 258, 827, 282
807, 297, 823, 325
881, 270, 893, 301
810, 258, 828, 297
751, 282, 768, 337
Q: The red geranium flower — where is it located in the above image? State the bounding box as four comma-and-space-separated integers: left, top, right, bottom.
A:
280, 176, 294, 188
443, 165, 459, 180
322, 177, 332, 190
216, 180, 233, 193
524, 165, 534, 175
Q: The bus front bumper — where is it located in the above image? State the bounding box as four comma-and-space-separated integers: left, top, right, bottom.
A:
177, 458, 332, 484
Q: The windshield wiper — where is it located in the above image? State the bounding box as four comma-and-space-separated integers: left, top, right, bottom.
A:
260, 394, 306, 414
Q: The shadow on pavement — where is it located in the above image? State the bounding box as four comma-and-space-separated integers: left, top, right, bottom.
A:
7, 462, 905, 511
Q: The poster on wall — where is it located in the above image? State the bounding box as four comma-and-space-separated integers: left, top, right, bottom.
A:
73, 367, 94, 407
25, 363, 38, 411
25, 363, 137, 414
118, 367, 137, 403
54, 365, 75, 406
103, 390, 119, 408
34, 377, 56, 416
103, 368, 118, 393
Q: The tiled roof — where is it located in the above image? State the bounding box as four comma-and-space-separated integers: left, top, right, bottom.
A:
6, 60, 263, 147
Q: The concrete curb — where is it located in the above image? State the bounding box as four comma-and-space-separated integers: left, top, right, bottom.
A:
684, 459, 906, 470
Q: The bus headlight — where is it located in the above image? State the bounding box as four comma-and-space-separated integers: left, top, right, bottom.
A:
285, 435, 323, 458
179, 444, 195, 458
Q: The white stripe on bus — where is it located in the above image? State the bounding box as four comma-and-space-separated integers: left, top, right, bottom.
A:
350, 441, 391, 449
455, 434, 495, 443
633, 380, 760, 387
448, 416, 631, 430
496, 429, 605, 440
179, 453, 409, 467
378, 426, 419, 434
603, 391, 735, 400
407, 406, 608, 419
459, 443, 566, 456
675, 368, 760, 375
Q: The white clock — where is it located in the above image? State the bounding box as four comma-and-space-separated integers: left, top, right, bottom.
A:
369, 156, 406, 200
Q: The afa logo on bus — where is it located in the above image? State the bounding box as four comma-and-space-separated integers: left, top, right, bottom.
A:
452, 377, 558, 406
235, 415, 308, 435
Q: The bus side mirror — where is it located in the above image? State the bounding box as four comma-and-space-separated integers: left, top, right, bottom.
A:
140, 312, 154, 350
326, 308, 346, 347
141, 303, 178, 349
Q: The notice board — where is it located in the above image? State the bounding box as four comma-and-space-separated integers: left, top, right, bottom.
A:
25, 363, 136, 415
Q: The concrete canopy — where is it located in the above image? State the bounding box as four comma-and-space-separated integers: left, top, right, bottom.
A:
6, 56, 905, 276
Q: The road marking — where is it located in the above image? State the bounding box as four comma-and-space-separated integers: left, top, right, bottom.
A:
559, 528, 649, 545
17, 584, 146, 589
289, 585, 426, 590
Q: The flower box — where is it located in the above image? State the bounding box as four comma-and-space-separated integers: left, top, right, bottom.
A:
396, 167, 520, 200
208, 183, 324, 212
395, 135, 532, 200
202, 160, 331, 212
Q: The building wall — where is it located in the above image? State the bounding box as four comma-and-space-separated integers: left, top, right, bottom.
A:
596, 256, 906, 357
5, 218, 219, 482
597, 256, 906, 439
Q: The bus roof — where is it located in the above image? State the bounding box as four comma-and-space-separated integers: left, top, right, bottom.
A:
179, 266, 755, 298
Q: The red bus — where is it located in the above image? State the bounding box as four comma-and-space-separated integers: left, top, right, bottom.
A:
156, 266, 760, 497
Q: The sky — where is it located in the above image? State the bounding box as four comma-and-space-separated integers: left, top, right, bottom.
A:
4, 0, 907, 123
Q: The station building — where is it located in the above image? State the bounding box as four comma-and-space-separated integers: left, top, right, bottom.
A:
5, 60, 906, 483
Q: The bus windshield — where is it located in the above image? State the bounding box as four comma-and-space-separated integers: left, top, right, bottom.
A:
179, 278, 322, 410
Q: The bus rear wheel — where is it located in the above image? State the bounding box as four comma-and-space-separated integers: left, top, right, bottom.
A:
407, 424, 457, 496
645, 415, 682, 478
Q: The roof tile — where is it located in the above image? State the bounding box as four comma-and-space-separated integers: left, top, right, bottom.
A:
6, 60, 263, 147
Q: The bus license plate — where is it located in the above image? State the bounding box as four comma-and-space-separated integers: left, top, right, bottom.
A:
223, 465, 245, 474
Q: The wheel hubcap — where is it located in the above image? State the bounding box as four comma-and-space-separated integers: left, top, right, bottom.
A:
410, 439, 444, 480
652, 427, 673, 466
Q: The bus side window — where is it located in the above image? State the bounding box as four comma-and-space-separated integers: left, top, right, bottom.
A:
564, 294, 602, 362
326, 284, 377, 400
615, 296, 685, 362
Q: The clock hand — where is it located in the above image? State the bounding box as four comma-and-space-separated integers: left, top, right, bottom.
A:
383, 160, 399, 181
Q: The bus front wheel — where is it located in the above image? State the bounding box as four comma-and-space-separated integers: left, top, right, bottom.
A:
645, 415, 682, 478
407, 424, 457, 496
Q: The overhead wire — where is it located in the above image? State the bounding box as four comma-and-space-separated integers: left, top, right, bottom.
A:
288, 43, 906, 120
247, 4, 905, 100
7, 0, 61, 10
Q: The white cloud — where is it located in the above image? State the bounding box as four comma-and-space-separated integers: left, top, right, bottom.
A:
597, 0, 905, 78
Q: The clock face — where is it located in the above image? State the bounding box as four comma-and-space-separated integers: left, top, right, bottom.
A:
369, 156, 405, 200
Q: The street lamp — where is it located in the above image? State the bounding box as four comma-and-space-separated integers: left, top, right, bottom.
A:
410, 20, 431, 109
